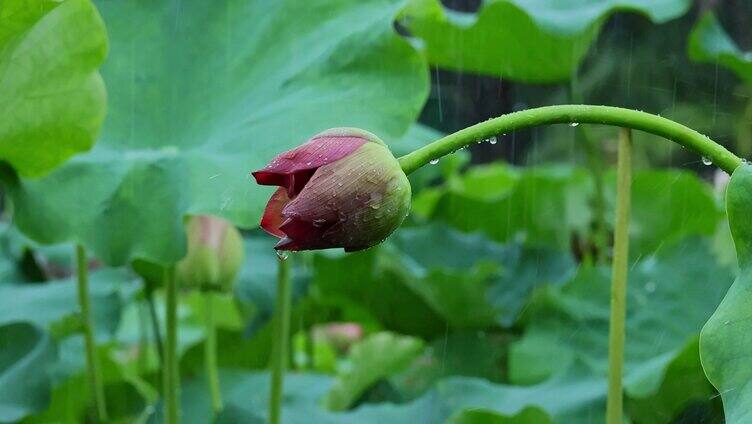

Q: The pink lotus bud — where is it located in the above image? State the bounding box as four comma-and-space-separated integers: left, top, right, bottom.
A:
252, 128, 411, 252
312, 322, 363, 351
176, 215, 244, 292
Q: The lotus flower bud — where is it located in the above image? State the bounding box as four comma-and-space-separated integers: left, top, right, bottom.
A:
176, 215, 244, 292
252, 128, 411, 252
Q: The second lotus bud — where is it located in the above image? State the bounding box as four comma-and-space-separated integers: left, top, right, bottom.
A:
177, 215, 244, 292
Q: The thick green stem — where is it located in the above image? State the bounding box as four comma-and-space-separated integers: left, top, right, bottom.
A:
398, 105, 742, 175
76, 244, 109, 422
204, 293, 223, 414
269, 257, 292, 424
164, 266, 180, 424
606, 129, 632, 424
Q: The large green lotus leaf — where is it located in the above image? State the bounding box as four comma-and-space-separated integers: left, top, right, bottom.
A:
177, 363, 604, 423
0, 0, 106, 177
0, 323, 56, 423
605, 170, 722, 255
7, 0, 428, 266
417, 164, 593, 251
312, 224, 574, 337
326, 332, 424, 411
689, 13, 752, 84
390, 331, 507, 401
445, 408, 552, 424
510, 237, 733, 399
0, 268, 138, 338
402, 0, 690, 82
388, 224, 575, 327
700, 164, 752, 423
626, 337, 717, 424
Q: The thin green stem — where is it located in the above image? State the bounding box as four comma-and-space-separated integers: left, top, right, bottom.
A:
269, 257, 292, 424
145, 277, 164, 366
398, 105, 742, 175
606, 129, 632, 424
204, 292, 223, 414
163, 266, 179, 424
76, 244, 109, 423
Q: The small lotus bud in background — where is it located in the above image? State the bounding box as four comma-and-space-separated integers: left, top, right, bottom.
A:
177, 215, 244, 292
312, 322, 363, 352
252, 128, 411, 252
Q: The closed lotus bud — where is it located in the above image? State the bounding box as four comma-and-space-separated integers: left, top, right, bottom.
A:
177, 215, 244, 292
252, 128, 411, 252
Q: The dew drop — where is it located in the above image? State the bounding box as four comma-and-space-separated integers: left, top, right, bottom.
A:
488, 136, 497, 145
644, 281, 656, 293
569, 122, 579, 127
702, 156, 712, 166
429, 158, 439, 165
724, 320, 731, 325
337, 182, 343, 187
276, 250, 289, 261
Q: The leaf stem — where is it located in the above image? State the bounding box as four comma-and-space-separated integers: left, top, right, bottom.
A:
606, 129, 632, 424
398, 105, 742, 175
270, 257, 292, 424
204, 292, 223, 414
76, 244, 109, 423
145, 277, 164, 365
164, 266, 180, 424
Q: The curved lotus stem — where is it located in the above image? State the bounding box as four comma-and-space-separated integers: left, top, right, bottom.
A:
398, 104, 742, 175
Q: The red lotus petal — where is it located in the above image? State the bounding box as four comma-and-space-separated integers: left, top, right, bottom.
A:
260, 187, 291, 238
275, 216, 332, 251
252, 136, 367, 197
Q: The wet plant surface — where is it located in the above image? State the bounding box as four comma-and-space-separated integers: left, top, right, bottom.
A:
3, 0, 752, 423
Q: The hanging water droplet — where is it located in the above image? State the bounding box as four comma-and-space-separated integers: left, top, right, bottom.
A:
488, 136, 497, 145
276, 250, 289, 261
702, 156, 712, 166
312, 218, 326, 227
644, 281, 656, 293
569, 122, 579, 127
429, 158, 439, 165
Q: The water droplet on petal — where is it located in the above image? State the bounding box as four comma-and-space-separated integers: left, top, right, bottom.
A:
429, 158, 439, 165
702, 156, 712, 166
276, 250, 289, 261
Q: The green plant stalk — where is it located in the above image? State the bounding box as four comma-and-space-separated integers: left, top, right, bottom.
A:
204, 292, 223, 413
164, 266, 179, 424
606, 129, 632, 424
76, 244, 109, 422
398, 105, 742, 175
270, 257, 292, 424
